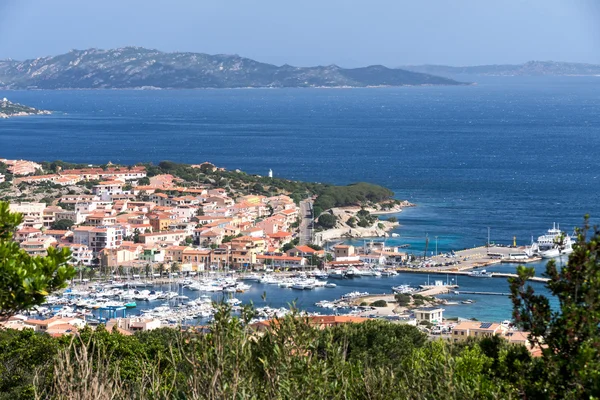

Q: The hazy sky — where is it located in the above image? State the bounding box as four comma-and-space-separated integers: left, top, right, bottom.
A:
1, 0, 599, 67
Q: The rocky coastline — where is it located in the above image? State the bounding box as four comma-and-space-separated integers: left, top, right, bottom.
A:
0, 98, 52, 118
316, 201, 415, 242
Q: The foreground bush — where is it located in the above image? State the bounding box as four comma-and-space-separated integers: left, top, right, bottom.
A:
0, 306, 539, 399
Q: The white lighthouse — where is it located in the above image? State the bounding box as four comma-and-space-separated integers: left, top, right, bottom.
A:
268, 169, 273, 178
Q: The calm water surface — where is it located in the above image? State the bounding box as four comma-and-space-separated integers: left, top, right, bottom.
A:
2, 77, 596, 320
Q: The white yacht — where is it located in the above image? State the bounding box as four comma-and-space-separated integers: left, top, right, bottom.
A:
528, 223, 575, 259
259, 275, 280, 285
469, 269, 493, 278
328, 269, 346, 279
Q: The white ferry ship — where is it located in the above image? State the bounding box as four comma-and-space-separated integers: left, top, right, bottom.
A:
527, 223, 574, 259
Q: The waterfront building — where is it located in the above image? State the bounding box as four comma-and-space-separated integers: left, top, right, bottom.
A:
333, 245, 360, 262
106, 317, 161, 334
181, 248, 210, 271
24, 316, 86, 334
231, 236, 267, 253
413, 307, 445, 324
139, 247, 166, 263
286, 245, 324, 258
255, 254, 306, 269
99, 246, 138, 268
359, 253, 387, 265
165, 245, 188, 263
230, 248, 257, 269
451, 321, 509, 342
0, 317, 37, 331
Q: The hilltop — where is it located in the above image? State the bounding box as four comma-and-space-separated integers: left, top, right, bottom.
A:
402, 60, 600, 77
0, 47, 465, 89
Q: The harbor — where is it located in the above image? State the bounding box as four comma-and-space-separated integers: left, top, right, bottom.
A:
26, 254, 553, 326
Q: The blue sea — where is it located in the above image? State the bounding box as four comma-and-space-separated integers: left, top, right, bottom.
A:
2, 76, 599, 321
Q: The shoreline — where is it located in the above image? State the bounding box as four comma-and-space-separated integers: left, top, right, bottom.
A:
315, 203, 411, 243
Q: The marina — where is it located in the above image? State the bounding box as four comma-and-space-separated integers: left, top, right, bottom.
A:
25, 254, 555, 325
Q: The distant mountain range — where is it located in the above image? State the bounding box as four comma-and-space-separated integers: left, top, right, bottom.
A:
0, 47, 464, 89
402, 61, 600, 77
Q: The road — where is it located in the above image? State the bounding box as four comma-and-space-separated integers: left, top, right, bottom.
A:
298, 199, 314, 245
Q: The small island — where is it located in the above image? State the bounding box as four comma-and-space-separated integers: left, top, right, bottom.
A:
0, 98, 51, 119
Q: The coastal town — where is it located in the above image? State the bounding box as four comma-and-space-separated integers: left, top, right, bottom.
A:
2, 2, 599, 396
0, 156, 541, 356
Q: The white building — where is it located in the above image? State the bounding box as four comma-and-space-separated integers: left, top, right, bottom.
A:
414, 307, 445, 324
60, 243, 93, 266
9, 202, 46, 227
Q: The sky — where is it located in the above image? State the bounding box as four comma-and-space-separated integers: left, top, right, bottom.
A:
1, 0, 599, 67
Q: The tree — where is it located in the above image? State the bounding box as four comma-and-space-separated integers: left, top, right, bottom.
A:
318, 213, 337, 229
0, 202, 75, 318
51, 219, 74, 231
171, 262, 181, 274
509, 218, 600, 399
370, 300, 388, 307
282, 242, 295, 253
395, 293, 411, 306
132, 228, 141, 244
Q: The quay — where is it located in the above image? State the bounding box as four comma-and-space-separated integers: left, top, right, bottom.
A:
413, 245, 542, 271
395, 269, 549, 283
418, 285, 458, 296
453, 290, 510, 296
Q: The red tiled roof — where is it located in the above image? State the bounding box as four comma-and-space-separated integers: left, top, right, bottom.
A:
267, 232, 292, 238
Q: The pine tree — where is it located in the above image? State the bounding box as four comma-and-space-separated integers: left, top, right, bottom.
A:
509, 217, 600, 399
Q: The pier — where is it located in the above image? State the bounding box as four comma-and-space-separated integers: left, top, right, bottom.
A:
453, 290, 511, 296
397, 244, 550, 283
418, 285, 459, 296
395, 269, 549, 283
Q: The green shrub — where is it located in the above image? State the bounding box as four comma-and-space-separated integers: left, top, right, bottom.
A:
370, 300, 388, 307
